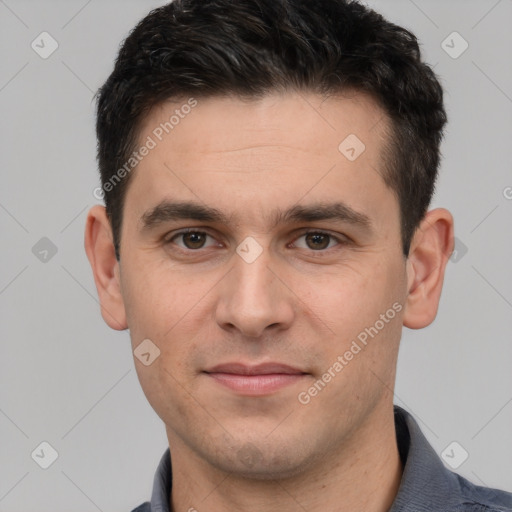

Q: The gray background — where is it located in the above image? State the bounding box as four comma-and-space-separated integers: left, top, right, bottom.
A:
1, 0, 511, 510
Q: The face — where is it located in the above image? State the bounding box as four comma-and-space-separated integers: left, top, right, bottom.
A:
114, 91, 410, 478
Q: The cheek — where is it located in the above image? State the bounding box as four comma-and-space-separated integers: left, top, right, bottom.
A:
309, 257, 405, 357
120, 256, 222, 378
120, 257, 192, 342
122, 262, 208, 411
301, 261, 387, 326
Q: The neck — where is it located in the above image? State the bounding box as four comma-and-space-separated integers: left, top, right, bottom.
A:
168, 404, 402, 512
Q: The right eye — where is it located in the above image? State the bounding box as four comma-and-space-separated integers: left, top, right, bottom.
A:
165, 229, 220, 251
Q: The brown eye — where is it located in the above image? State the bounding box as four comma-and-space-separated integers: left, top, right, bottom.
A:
304, 232, 331, 250
181, 231, 208, 249
168, 230, 216, 251
291, 231, 343, 252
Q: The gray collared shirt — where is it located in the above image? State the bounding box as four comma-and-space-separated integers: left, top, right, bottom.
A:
131, 406, 512, 512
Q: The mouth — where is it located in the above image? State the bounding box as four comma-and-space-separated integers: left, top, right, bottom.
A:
203, 363, 309, 396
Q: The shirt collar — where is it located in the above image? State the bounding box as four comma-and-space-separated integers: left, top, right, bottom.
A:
148, 406, 467, 512
149, 447, 172, 512
389, 405, 462, 511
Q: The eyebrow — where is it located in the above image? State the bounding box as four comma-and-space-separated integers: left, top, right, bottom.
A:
140, 200, 372, 233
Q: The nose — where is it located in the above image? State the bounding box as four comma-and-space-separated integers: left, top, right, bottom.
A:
214, 246, 295, 338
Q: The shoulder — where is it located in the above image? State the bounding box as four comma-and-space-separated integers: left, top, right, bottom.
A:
450, 472, 512, 512
130, 502, 151, 512
392, 406, 512, 512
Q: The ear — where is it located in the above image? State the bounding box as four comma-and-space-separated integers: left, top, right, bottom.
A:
84, 205, 127, 330
403, 208, 454, 329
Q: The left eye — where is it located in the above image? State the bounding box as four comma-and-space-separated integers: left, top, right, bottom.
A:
170, 231, 217, 250
292, 232, 340, 251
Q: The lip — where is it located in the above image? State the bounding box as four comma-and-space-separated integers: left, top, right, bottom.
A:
205, 362, 305, 375
204, 363, 308, 395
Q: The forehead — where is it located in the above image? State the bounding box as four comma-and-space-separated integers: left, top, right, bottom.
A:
126, 91, 396, 232
139, 90, 388, 159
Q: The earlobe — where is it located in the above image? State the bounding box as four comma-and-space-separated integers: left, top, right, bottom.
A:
84, 205, 128, 330
403, 208, 454, 330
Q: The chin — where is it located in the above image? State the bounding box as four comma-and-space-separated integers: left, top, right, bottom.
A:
203, 436, 321, 481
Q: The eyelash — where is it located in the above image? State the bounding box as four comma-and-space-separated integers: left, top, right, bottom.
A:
165, 228, 349, 254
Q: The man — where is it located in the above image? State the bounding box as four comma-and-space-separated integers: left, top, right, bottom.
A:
84, 0, 512, 511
